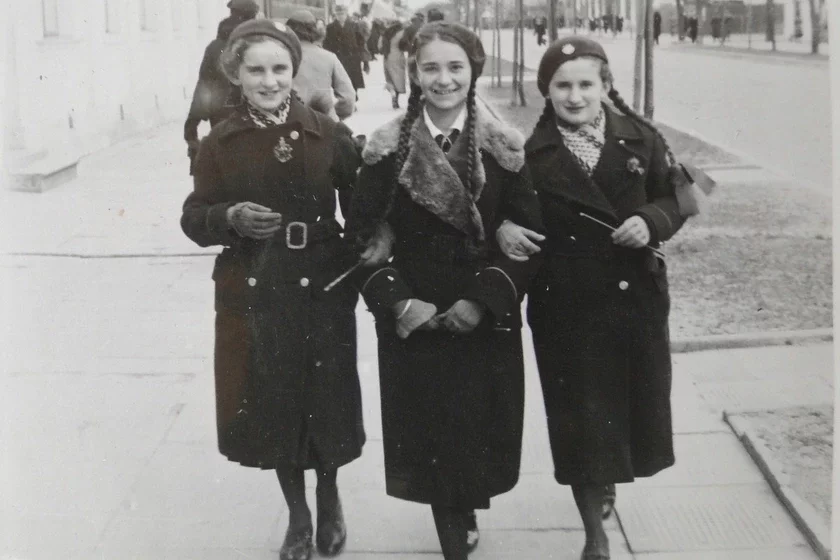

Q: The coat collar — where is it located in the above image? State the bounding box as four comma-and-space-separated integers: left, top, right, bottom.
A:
362, 103, 526, 174
525, 103, 644, 154
215, 96, 324, 142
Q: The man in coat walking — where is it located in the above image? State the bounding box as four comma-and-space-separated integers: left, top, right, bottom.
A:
324, 3, 368, 97
183, 0, 259, 173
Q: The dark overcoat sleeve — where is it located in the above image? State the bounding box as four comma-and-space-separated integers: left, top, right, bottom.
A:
180, 137, 239, 248
330, 122, 361, 218
344, 157, 414, 314
633, 134, 685, 244
463, 163, 545, 321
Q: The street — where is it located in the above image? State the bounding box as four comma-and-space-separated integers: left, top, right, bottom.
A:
0, 47, 831, 559
486, 29, 831, 190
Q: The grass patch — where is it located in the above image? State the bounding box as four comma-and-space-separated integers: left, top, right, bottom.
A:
479, 81, 833, 337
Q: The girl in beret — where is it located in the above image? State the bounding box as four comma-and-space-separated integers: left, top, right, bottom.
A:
345, 22, 543, 560
497, 36, 697, 560
180, 19, 363, 560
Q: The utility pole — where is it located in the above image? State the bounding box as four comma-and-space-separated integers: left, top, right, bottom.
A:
632, 0, 644, 111
549, 0, 557, 42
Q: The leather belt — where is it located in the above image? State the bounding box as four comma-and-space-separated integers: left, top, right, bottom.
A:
280, 218, 341, 250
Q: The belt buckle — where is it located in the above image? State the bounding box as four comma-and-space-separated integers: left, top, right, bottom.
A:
285, 221, 308, 250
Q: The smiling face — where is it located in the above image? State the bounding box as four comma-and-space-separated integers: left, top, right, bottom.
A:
231, 39, 293, 113
547, 57, 609, 127
414, 38, 472, 117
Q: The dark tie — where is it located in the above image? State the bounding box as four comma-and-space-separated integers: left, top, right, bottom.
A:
435, 129, 460, 153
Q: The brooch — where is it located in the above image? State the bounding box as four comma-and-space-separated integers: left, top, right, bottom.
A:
626, 156, 645, 175
273, 137, 293, 163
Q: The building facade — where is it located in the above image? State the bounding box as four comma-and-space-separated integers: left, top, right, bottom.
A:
3, 0, 234, 188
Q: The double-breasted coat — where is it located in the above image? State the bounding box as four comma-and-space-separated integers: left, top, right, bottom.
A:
323, 19, 367, 90
345, 107, 544, 509
181, 99, 364, 470
525, 106, 684, 485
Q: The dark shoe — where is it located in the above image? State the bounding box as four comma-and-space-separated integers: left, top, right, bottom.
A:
602, 484, 616, 519
316, 493, 347, 556
465, 510, 479, 553
279, 525, 313, 560
391, 96, 400, 109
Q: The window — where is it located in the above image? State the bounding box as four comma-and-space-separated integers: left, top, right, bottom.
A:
105, 0, 121, 33
42, 0, 59, 37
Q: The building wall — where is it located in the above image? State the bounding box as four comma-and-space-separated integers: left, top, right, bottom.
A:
4, 0, 230, 171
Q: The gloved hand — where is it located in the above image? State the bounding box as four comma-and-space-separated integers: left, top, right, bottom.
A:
435, 300, 485, 334
226, 202, 283, 240
393, 299, 438, 339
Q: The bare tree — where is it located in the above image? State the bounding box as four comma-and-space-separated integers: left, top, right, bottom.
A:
806, 0, 824, 54
549, 0, 557, 42
633, 0, 644, 111
676, 0, 684, 40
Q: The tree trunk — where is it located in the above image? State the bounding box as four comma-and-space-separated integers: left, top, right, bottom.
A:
511, 21, 519, 106
643, 0, 654, 118
676, 0, 684, 40
518, 0, 527, 105
495, 0, 502, 86
573, 0, 578, 32
632, 0, 644, 112
549, 0, 557, 42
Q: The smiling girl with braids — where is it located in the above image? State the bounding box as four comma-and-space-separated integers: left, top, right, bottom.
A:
497, 36, 701, 560
344, 21, 543, 560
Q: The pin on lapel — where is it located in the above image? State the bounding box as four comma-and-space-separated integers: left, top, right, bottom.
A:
274, 137, 293, 162
626, 156, 645, 175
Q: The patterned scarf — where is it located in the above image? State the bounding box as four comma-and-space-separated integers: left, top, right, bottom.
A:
556, 107, 606, 176
246, 97, 291, 128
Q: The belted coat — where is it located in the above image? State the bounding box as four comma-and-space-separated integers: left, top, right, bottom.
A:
181, 99, 364, 470
345, 107, 544, 509
525, 105, 684, 485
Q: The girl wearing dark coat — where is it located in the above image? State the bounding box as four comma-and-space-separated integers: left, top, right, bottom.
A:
180, 20, 362, 560
498, 36, 699, 560
344, 22, 543, 560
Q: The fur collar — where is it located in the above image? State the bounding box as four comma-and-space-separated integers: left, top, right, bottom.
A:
362, 103, 525, 172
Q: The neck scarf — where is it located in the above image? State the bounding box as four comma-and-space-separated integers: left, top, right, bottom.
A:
246, 97, 291, 128
556, 107, 606, 176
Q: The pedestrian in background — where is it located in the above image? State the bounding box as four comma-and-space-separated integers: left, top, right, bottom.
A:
653, 11, 662, 44
399, 12, 425, 50
535, 16, 547, 46
427, 8, 445, 22
345, 21, 543, 560
497, 36, 697, 560
381, 20, 407, 108
183, 0, 259, 173
180, 19, 363, 560
287, 9, 356, 121
324, 3, 368, 98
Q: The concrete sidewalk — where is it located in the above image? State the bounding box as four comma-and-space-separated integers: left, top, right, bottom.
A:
0, 59, 827, 559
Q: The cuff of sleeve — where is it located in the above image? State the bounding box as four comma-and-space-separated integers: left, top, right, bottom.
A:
464, 267, 518, 321
206, 202, 239, 246
634, 202, 679, 244
358, 267, 413, 313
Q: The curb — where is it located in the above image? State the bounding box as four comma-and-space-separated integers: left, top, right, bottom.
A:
723, 412, 832, 560
670, 328, 833, 353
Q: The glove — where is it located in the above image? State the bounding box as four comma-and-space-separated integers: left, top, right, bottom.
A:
435, 300, 485, 334
393, 299, 438, 339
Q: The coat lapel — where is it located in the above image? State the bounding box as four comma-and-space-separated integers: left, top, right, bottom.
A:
526, 120, 618, 220
591, 109, 648, 208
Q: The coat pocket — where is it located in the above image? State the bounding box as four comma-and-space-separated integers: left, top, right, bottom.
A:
648, 255, 669, 294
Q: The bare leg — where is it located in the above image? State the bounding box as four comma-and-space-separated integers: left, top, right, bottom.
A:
572, 484, 609, 558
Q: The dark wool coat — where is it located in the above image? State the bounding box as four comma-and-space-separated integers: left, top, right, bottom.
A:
525, 105, 685, 485
181, 99, 364, 470
323, 20, 366, 90
345, 108, 544, 510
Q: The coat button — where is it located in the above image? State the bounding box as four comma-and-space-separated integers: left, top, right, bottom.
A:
619, 280, 629, 291
247, 277, 257, 287
300, 277, 310, 287
290, 130, 299, 140
569, 235, 576, 242
618, 139, 626, 145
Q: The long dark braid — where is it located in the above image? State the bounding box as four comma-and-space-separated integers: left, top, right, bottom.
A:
531, 97, 554, 137
607, 87, 677, 167
383, 82, 423, 219
465, 82, 478, 196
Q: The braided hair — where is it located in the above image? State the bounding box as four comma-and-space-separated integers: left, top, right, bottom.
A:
387, 21, 486, 219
